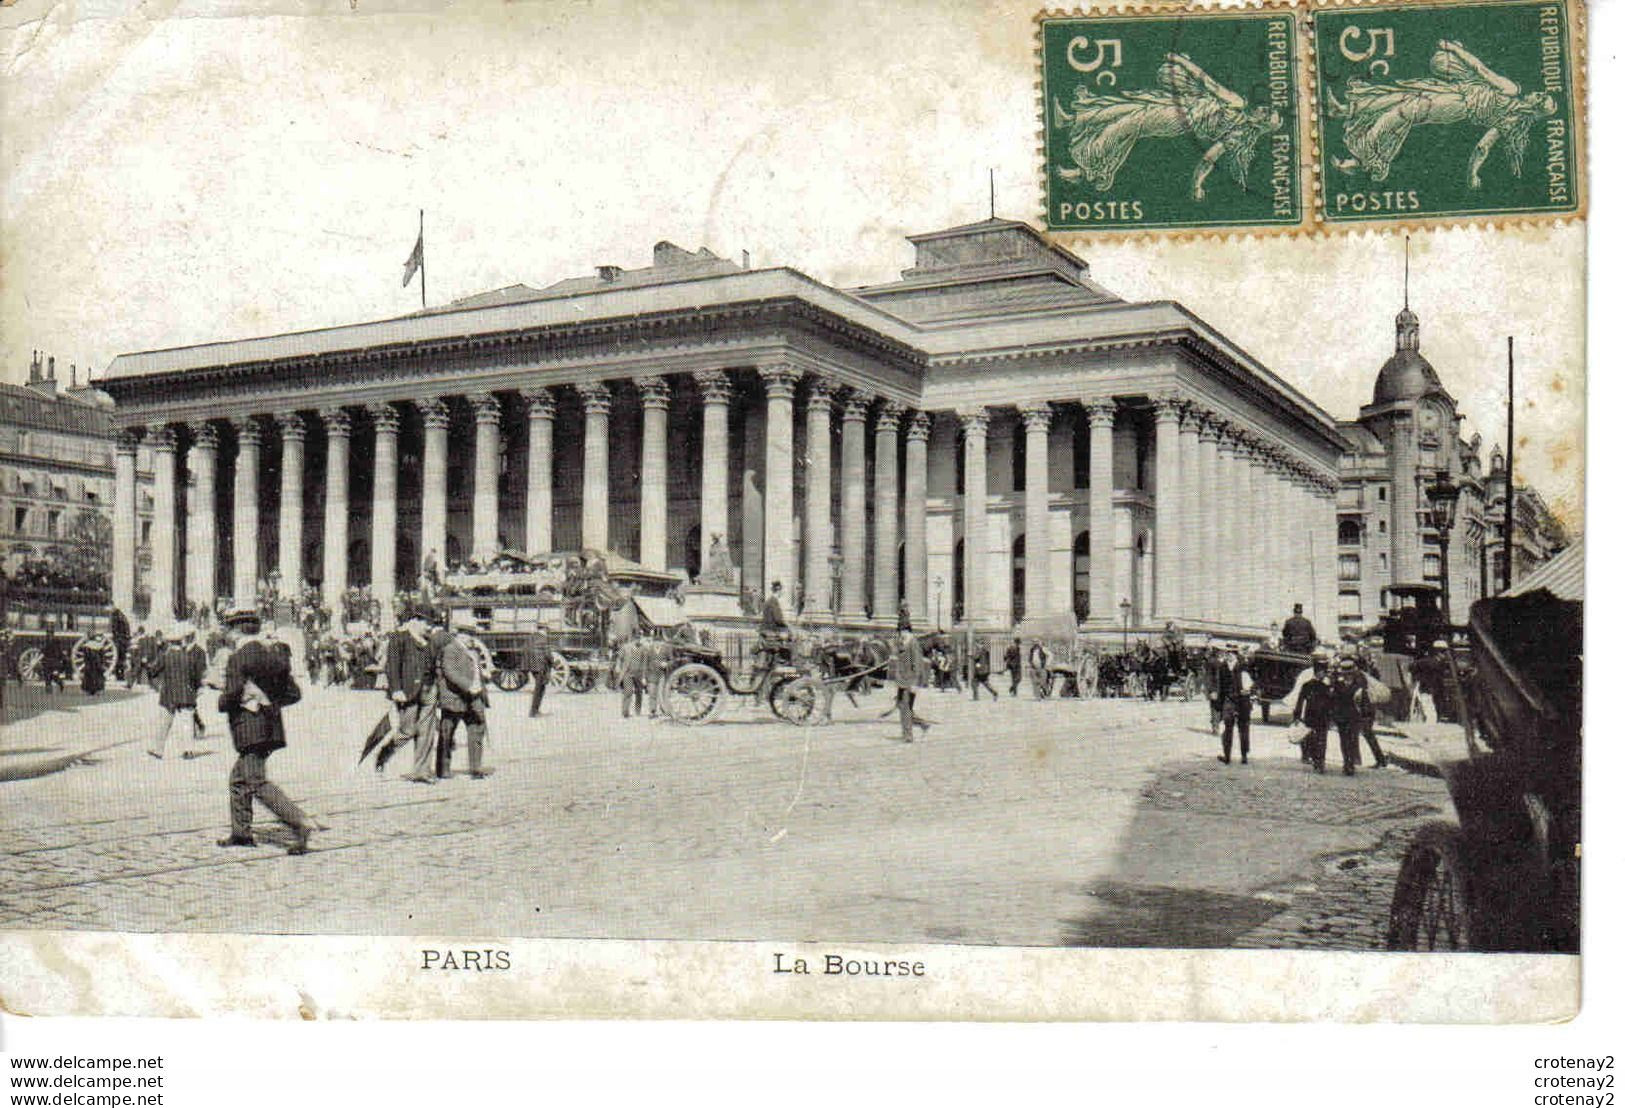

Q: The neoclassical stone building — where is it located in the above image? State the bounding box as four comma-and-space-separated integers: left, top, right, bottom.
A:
100, 219, 1345, 636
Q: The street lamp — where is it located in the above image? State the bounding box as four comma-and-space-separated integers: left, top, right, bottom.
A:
828, 551, 843, 621
1424, 471, 1461, 623
1119, 596, 1132, 653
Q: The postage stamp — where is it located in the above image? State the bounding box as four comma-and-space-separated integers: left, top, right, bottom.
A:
1310, 0, 1583, 224
1039, 8, 1304, 232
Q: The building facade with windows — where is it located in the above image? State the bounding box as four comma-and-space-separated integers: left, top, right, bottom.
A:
1335, 301, 1491, 636
1481, 446, 1571, 590
99, 219, 1347, 635
1, 354, 155, 590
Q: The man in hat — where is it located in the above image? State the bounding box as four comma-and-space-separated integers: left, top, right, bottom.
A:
522, 623, 552, 718
1329, 656, 1372, 775
759, 580, 789, 634
888, 624, 931, 742
385, 604, 440, 782
432, 624, 490, 779
148, 622, 206, 760
216, 606, 315, 853
1281, 603, 1318, 655
969, 636, 998, 701
1292, 653, 1335, 773
1214, 643, 1254, 765
1004, 637, 1023, 697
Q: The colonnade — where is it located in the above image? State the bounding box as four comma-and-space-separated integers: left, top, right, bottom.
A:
110, 370, 1338, 634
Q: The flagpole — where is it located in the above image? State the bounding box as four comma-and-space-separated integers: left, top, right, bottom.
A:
419, 209, 426, 309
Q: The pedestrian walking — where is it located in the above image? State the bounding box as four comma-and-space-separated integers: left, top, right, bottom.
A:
616, 636, 647, 718
386, 606, 440, 783
888, 626, 930, 742
147, 623, 206, 760
1004, 637, 1023, 697
970, 638, 998, 700
1028, 638, 1052, 700
523, 625, 552, 718
429, 620, 484, 776
1352, 657, 1389, 769
1215, 644, 1253, 765
79, 634, 109, 695
433, 627, 491, 779
1292, 655, 1334, 773
216, 606, 315, 854
1330, 656, 1371, 775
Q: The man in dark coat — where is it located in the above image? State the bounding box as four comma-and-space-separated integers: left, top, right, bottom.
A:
1214, 645, 1254, 765
888, 626, 931, 742
970, 638, 998, 701
216, 607, 314, 853
1292, 656, 1334, 773
147, 624, 206, 760
1330, 657, 1372, 776
522, 625, 552, 718
385, 607, 440, 783
1281, 603, 1318, 655
1004, 637, 1023, 697
433, 627, 490, 779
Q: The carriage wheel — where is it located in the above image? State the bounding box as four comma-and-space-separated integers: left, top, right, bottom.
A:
769, 676, 820, 726
492, 668, 528, 693
662, 662, 727, 726
565, 666, 597, 693
548, 651, 571, 689
18, 647, 43, 683
1386, 822, 1479, 951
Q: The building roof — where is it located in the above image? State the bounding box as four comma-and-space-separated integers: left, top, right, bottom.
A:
1372, 347, 1446, 405
0, 382, 115, 437
1503, 539, 1582, 601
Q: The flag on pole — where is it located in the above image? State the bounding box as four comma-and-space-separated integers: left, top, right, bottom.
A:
401, 228, 424, 288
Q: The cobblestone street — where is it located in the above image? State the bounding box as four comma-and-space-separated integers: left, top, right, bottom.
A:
1, 680, 1456, 949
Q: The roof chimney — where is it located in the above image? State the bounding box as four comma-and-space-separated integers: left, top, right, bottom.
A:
47, 355, 56, 380
597, 265, 622, 283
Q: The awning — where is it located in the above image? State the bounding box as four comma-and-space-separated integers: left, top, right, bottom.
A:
1502, 540, 1582, 602
633, 596, 687, 629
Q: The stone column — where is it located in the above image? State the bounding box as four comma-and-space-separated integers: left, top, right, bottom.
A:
872, 402, 903, 621
321, 408, 350, 615
416, 398, 450, 574
802, 378, 836, 619
112, 430, 139, 616
1083, 398, 1116, 625
1235, 437, 1258, 627
959, 408, 989, 627
759, 365, 802, 596
1259, 448, 1284, 628
469, 392, 502, 563
1150, 394, 1182, 620
577, 382, 612, 553
148, 424, 178, 623
1019, 402, 1054, 622
523, 389, 555, 557
276, 413, 306, 599
186, 421, 219, 615
1217, 427, 1246, 624
231, 417, 261, 605
1196, 415, 1222, 622
1176, 403, 1203, 626
1317, 477, 1339, 634
903, 410, 931, 621
636, 376, 671, 570
694, 371, 733, 576
838, 390, 872, 622
368, 403, 400, 622
1287, 466, 1311, 612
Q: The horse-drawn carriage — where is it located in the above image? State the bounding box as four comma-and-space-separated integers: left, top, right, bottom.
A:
1, 591, 122, 685
1384, 587, 1581, 953
659, 632, 891, 727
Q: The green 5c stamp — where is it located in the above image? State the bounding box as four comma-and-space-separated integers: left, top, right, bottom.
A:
1040, 9, 1303, 232
1312, 0, 1582, 223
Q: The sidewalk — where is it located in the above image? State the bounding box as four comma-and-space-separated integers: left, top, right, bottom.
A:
1380, 718, 1471, 780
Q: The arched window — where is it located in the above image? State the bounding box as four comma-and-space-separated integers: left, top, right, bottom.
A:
1338, 519, 1362, 546
1073, 531, 1090, 621
1011, 534, 1026, 624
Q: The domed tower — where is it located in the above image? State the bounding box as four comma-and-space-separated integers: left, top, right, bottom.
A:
1358, 263, 1458, 590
